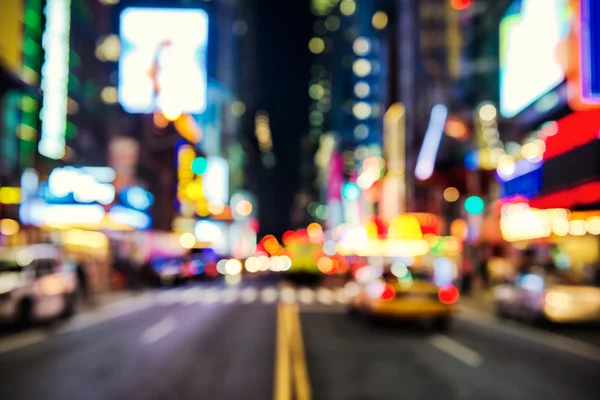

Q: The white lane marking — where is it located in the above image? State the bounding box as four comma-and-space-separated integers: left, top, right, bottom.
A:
460, 306, 600, 362
240, 287, 258, 304
335, 288, 348, 304
140, 317, 176, 345
201, 288, 220, 304
298, 288, 315, 304
221, 288, 239, 304
157, 290, 181, 305
182, 287, 203, 304
280, 287, 297, 304
261, 287, 279, 304
57, 296, 153, 335
429, 334, 483, 367
0, 330, 47, 355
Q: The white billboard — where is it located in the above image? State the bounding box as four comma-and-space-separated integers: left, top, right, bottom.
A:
118, 8, 208, 115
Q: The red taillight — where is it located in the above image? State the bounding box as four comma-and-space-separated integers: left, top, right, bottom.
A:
438, 285, 459, 304
380, 284, 396, 301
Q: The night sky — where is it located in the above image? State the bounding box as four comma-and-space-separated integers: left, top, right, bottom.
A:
253, 0, 312, 237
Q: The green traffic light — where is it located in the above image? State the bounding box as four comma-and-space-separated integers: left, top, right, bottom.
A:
464, 195, 484, 214
191, 157, 208, 175
342, 182, 360, 200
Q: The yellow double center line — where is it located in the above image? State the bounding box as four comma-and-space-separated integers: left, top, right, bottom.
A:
274, 303, 312, 400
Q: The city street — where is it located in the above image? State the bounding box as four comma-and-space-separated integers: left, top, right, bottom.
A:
0, 282, 599, 400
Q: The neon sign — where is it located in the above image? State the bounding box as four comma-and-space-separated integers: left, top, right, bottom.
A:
415, 104, 448, 181
47, 167, 115, 205
177, 144, 196, 202
38, 0, 71, 160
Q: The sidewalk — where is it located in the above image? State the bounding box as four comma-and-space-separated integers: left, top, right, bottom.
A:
459, 289, 496, 314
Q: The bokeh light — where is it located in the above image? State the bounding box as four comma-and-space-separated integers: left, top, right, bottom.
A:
464, 196, 484, 214
236, 200, 253, 216
225, 259, 243, 275
0, 219, 20, 236
307, 222, 323, 239
353, 37, 371, 56
372, 11, 388, 30
179, 232, 196, 249
309, 37, 325, 54
352, 59, 372, 77
340, 0, 356, 16
443, 187, 460, 202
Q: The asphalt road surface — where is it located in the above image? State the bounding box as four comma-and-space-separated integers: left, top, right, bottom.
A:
0, 281, 599, 400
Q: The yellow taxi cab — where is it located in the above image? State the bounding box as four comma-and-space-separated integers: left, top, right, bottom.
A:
347, 265, 459, 330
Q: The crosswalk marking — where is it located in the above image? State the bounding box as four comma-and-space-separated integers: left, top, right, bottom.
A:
298, 288, 315, 304
240, 287, 258, 304
261, 287, 279, 304
159, 286, 349, 307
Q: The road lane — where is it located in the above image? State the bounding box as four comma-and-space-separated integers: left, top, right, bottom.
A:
1, 282, 599, 400
300, 311, 600, 400
0, 288, 276, 400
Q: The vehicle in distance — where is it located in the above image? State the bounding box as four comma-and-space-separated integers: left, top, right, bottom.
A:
0, 244, 78, 325
494, 272, 600, 324
347, 265, 459, 330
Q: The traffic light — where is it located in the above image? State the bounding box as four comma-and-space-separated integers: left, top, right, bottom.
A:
342, 182, 360, 200
464, 196, 484, 214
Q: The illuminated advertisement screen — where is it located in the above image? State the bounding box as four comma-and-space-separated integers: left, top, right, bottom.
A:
581, 0, 600, 99
119, 8, 208, 114
204, 156, 229, 205
499, 0, 572, 118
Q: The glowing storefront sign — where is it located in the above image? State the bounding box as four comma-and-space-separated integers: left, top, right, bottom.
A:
500, 204, 556, 241
47, 167, 115, 205
380, 103, 406, 221
500, 0, 571, 118
204, 156, 229, 205
177, 144, 196, 202
337, 239, 430, 257
415, 104, 448, 181
38, 0, 71, 160
119, 8, 208, 114
20, 201, 105, 226
108, 205, 152, 230
120, 186, 154, 211
580, 0, 600, 102
194, 220, 227, 253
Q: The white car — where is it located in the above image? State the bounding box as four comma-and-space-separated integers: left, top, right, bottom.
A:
0, 244, 78, 325
494, 272, 600, 324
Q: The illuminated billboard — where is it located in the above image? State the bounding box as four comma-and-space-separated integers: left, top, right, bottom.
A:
581, 0, 600, 101
204, 156, 229, 205
499, 0, 572, 118
118, 8, 208, 115
38, 0, 71, 160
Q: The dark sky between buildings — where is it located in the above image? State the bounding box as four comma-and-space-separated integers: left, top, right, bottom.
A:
253, 0, 312, 236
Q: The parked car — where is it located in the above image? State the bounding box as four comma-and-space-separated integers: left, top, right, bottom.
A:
0, 244, 78, 325
494, 272, 600, 324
